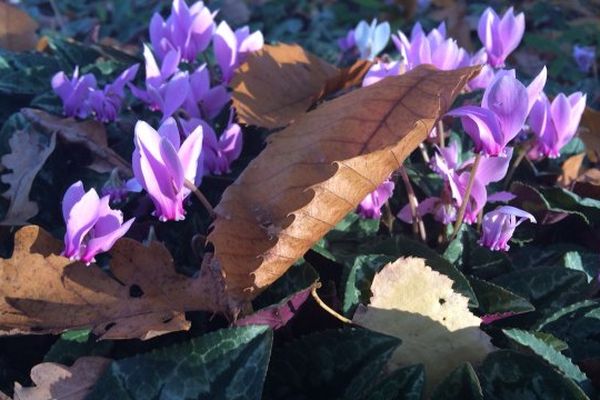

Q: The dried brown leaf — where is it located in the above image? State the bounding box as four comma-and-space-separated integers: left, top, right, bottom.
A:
558, 153, 585, 187
21, 108, 131, 175
0, 3, 38, 52
0, 129, 56, 225
0, 225, 225, 340
210, 65, 480, 303
232, 43, 340, 129
315, 59, 374, 101
353, 257, 494, 395
14, 356, 110, 400
580, 107, 600, 163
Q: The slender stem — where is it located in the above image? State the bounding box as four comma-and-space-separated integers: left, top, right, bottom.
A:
399, 167, 427, 242
184, 179, 215, 218
503, 143, 530, 190
450, 153, 482, 241
48, 0, 66, 31
419, 143, 430, 163
438, 120, 445, 149
311, 283, 351, 324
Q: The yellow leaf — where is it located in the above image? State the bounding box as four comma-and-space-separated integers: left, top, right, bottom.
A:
0, 3, 38, 52
353, 257, 494, 395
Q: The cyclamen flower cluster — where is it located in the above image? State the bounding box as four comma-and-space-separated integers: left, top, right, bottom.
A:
57, 0, 264, 260
352, 6, 586, 252
52, 64, 139, 122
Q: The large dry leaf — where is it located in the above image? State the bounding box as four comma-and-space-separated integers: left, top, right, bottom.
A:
231, 43, 340, 128
0, 129, 56, 225
580, 106, 600, 162
0, 225, 225, 340
210, 65, 480, 303
14, 357, 110, 400
315, 59, 374, 101
21, 108, 131, 175
353, 257, 494, 395
0, 3, 38, 52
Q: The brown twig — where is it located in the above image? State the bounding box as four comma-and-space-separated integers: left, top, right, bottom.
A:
311, 283, 351, 324
438, 120, 445, 149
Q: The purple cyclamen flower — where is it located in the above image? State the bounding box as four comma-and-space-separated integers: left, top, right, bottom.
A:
52, 67, 97, 118
132, 118, 204, 221
354, 19, 391, 61
180, 112, 243, 176
150, 0, 215, 62
447, 68, 546, 156
88, 64, 139, 123
129, 46, 189, 121
183, 64, 230, 119
357, 179, 395, 219
477, 7, 525, 67
529, 91, 587, 158
362, 60, 404, 87
393, 22, 469, 71
213, 21, 264, 83
479, 206, 536, 251
62, 181, 134, 264
338, 29, 356, 52
467, 48, 495, 91
573, 45, 596, 73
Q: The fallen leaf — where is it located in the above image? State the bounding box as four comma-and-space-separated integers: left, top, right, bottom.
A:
352, 257, 494, 395
14, 356, 111, 400
574, 168, 600, 199
21, 108, 132, 175
0, 3, 38, 52
315, 59, 374, 102
580, 107, 600, 163
0, 225, 225, 340
394, 0, 418, 18
232, 43, 340, 129
0, 129, 56, 225
558, 153, 585, 188
210, 65, 480, 303
430, 0, 473, 51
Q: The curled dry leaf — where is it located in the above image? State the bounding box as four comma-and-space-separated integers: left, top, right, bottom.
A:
14, 356, 111, 400
0, 225, 225, 340
0, 129, 56, 225
0, 3, 38, 52
21, 108, 131, 175
232, 43, 339, 129
352, 257, 494, 395
210, 65, 480, 303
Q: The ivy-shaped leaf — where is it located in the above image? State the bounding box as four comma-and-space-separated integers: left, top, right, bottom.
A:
87, 326, 273, 400
431, 363, 483, 400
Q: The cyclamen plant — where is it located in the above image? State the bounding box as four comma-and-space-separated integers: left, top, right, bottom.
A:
348, 6, 586, 252
52, 0, 262, 259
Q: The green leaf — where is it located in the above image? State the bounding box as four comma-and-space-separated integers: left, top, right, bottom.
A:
365, 365, 425, 400
469, 277, 534, 316
478, 350, 590, 400
535, 300, 600, 360
503, 329, 590, 391
492, 266, 588, 315
341, 254, 396, 316
253, 259, 319, 309
360, 236, 478, 307
0, 50, 60, 95
87, 326, 273, 400
431, 363, 483, 400
538, 187, 600, 225
44, 329, 113, 365
560, 251, 600, 283
531, 332, 568, 352
263, 328, 400, 400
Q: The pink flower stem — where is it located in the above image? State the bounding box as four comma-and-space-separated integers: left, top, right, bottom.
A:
399, 166, 427, 242
438, 120, 445, 148
450, 152, 482, 241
